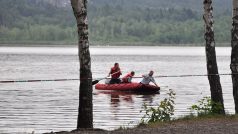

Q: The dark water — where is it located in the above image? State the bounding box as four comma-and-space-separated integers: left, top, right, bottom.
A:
0, 46, 234, 133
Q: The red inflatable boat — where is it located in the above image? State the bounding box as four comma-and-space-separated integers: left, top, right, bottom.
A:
95, 83, 160, 93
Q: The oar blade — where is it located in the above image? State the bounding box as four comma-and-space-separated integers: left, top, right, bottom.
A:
92, 80, 99, 85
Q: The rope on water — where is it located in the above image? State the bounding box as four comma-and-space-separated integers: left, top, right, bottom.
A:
0, 78, 79, 83
121, 73, 237, 79
153, 73, 236, 78
0, 73, 237, 84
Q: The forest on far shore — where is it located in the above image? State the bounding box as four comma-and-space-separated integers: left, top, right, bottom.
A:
0, 0, 232, 46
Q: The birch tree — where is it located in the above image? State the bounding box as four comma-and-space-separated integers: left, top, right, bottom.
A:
71, 0, 93, 128
231, 0, 238, 114
203, 0, 225, 114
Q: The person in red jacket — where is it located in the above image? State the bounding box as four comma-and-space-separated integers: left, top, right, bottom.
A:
108, 63, 122, 84
122, 71, 135, 83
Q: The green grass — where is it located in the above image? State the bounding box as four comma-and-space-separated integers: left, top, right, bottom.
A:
138, 114, 238, 129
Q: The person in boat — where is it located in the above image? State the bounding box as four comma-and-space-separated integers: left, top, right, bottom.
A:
140, 70, 159, 87
108, 63, 122, 84
122, 71, 135, 83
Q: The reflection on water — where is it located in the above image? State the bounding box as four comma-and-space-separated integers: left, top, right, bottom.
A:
98, 90, 158, 107
0, 46, 235, 133
109, 92, 134, 107
92, 90, 161, 131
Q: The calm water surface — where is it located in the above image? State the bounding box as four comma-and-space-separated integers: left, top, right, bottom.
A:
0, 46, 234, 133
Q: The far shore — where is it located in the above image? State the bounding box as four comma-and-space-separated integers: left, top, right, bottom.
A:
0, 41, 231, 47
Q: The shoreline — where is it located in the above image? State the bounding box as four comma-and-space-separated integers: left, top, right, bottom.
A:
44, 115, 238, 134
0, 41, 230, 47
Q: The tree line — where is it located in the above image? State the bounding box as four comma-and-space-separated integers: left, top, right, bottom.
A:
0, 0, 232, 45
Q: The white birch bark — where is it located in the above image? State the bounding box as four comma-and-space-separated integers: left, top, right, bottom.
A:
231, 0, 238, 114
203, 0, 225, 114
71, 0, 93, 129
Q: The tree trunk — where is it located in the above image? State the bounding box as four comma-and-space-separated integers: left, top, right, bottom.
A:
203, 0, 225, 114
70, 0, 93, 128
231, 0, 238, 114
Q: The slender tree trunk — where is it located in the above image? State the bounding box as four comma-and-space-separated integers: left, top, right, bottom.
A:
231, 0, 238, 114
71, 0, 93, 128
203, 0, 225, 114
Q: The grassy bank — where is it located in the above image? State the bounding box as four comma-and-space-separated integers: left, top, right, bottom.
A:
44, 114, 238, 134
142, 114, 238, 128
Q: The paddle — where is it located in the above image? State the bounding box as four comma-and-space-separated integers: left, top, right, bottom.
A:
92, 71, 121, 85
92, 77, 107, 85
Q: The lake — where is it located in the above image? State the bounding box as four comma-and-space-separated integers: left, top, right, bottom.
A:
0, 46, 234, 133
